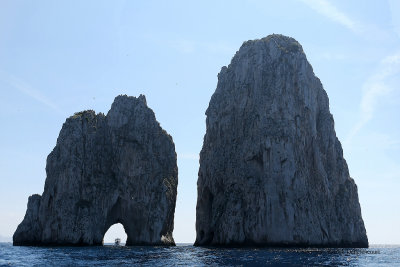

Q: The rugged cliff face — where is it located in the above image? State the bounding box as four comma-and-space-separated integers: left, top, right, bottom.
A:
195, 34, 368, 247
14, 95, 178, 246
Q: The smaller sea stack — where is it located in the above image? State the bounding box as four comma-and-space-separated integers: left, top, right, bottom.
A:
14, 95, 178, 246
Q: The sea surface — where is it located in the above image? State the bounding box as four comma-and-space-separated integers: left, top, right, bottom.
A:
0, 243, 399, 266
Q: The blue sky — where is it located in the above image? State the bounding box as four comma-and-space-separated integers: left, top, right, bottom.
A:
0, 0, 399, 244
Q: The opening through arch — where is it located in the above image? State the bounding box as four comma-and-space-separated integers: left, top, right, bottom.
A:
103, 223, 128, 245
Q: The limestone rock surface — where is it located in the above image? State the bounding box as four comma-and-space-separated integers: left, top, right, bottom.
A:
14, 95, 178, 246
195, 34, 368, 247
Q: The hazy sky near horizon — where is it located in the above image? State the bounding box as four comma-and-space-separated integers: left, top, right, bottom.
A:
0, 0, 399, 244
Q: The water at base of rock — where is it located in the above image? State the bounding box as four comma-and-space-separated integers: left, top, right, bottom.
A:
0, 243, 399, 266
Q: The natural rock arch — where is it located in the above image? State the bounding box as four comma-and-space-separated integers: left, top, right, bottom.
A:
103, 223, 127, 245
13, 95, 178, 246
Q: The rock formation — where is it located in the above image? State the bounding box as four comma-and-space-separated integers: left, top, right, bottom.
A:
195, 34, 368, 247
14, 95, 178, 246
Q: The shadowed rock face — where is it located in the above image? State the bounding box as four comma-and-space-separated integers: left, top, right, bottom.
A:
14, 95, 178, 246
195, 34, 368, 248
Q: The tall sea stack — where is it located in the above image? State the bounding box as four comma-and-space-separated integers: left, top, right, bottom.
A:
195, 34, 368, 247
14, 95, 178, 246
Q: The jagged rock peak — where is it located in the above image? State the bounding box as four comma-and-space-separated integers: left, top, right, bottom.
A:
14, 94, 178, 246
111, 94, 147, 107
243, 34, 304, 54
195, 34, 368, 248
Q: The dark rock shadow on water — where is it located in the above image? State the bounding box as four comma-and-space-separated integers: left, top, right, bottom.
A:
1, 243, 398, 266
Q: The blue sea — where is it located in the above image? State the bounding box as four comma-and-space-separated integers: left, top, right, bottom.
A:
0, 243, 399, 266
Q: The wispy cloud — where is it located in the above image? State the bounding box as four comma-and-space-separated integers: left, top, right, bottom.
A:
0, 70, 65, 115
300, 0, 363, 33
300, 0, 395, 41
300, 0, 400, 144
345, 51, 400, 143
